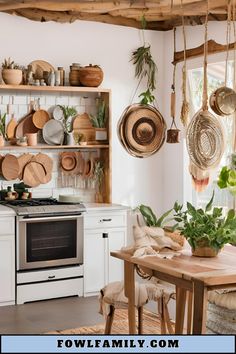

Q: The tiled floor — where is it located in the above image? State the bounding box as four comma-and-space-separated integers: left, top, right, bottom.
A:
0, 296, 102, 334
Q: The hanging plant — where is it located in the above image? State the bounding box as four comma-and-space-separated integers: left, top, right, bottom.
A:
130, 16, 158, 105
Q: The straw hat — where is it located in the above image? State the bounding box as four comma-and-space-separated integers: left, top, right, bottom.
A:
118, 104, 166, 158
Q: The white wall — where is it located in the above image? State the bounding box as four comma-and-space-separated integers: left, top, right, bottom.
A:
0, 13, 165, 214
162, 21, 231, 212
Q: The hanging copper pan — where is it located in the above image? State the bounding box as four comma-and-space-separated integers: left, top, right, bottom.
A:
209, 87, 236, 116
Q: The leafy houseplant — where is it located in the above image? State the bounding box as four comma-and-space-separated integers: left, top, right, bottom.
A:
2, 57, 22, 85
59, 105, 77, 145
137, 204, 173, 227
217, 165, 236, 196
89, 99, 107, 141
173, 193, 236, 257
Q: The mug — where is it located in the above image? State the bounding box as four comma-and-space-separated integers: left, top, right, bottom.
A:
26, 133, 38, 146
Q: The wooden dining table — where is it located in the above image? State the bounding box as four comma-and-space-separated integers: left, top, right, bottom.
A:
111, 244, 236, 334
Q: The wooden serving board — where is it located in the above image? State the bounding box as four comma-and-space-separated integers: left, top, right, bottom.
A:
1, 154, 20, 180
15, 113, 38, 138
18, 153, 33, 180
32, 110, 50, 129
6, 117, 17, 139
23, 161, 46, 187
31, 153, 53, 174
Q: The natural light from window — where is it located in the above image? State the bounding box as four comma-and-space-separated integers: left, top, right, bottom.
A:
187, 60, 235, 210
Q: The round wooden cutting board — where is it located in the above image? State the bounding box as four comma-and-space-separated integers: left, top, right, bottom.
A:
23, 161, 46, 187
32, 110, 50, 129
1, 154, 20, 180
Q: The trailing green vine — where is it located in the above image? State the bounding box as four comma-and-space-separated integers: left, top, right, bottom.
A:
130, 15, 158, 105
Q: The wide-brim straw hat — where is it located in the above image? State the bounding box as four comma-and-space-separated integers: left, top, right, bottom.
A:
118, 104, 166, 158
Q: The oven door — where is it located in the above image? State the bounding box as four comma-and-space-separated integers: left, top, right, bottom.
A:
17, 215, 83, 271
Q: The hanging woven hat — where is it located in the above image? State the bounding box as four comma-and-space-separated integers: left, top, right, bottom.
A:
117, 104, 166, 158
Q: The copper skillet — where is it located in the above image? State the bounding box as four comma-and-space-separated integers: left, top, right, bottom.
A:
210, 86, 236, 116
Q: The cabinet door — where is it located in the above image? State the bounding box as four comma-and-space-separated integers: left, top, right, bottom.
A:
108, 228, 126, 283
0, 235, 15, 304
84, 231, 106, 295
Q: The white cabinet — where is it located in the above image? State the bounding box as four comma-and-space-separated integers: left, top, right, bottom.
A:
0, 217, 15, 306
83, 210, 127, 296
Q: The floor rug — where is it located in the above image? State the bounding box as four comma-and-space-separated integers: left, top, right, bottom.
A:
47, 309, 162, 335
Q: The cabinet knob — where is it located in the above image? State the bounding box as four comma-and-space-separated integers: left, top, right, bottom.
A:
102, 233, 108, 238
100, 218, 112, 223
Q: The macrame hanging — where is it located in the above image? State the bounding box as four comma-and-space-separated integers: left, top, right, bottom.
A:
167, 28, 181, 143
180, 0, 190, 127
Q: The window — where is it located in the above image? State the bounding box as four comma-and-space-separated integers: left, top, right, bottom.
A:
187, 61, 234, 210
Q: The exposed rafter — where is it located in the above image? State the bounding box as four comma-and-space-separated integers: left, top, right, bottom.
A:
0, 0, 232, 31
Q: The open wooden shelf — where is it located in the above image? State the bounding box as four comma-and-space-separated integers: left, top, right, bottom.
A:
0, 84, 111, 94
0, 144, 109, 150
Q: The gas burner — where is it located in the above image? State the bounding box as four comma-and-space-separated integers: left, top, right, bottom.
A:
0, 198, 86, 216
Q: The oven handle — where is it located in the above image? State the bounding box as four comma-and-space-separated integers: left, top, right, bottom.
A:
18, 214, 83, 222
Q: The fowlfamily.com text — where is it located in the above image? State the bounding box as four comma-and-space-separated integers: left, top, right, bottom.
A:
57, 338, 179, 349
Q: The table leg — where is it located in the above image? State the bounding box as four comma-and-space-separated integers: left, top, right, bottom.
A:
124, 260, 136, 334
192, 280, 207, 334
175, 286, 187, 334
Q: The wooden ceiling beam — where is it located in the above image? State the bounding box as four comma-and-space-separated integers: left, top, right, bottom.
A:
173, 39, 236, 64
5, 8, 143, 28
0, 1, 162, 12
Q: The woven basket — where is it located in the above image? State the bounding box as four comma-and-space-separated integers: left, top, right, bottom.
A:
186, 110, 225, 170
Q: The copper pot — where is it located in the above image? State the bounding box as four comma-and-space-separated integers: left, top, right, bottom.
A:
209, 86, 236, 116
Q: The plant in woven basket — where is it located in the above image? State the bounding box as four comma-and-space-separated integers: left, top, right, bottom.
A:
173, 192, 236, 257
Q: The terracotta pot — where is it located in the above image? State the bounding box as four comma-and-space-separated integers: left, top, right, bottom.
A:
79, 65, 103, 87
2, 69, 22, 85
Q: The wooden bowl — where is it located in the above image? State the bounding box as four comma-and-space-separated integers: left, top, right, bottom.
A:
61, 152, 77, 171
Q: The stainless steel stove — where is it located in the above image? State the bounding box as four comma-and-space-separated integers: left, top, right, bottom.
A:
1, 198, 86, 217
3, 198, 86, 304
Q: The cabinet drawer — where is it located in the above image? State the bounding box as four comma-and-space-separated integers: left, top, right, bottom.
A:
0, 217, 14, 236
17, 265, 84, 284
84, 212, 127, 229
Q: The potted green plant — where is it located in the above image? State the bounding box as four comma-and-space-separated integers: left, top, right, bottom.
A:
0, 112, 6, 146
89, 99, 107, 141
60, 105, 77, 145
173, 192, 236, 257
2, 58, 22, 85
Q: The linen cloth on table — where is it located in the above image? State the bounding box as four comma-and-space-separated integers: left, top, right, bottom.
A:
121, 224, 183, 259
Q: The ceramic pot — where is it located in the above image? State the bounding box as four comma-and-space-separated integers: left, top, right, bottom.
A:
2, 69, 22, 85
95, 128, 107, 141
79, 65, 103, 87
65, 132, 74, 145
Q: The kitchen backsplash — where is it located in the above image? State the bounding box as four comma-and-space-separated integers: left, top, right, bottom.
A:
0, 91, 101, 202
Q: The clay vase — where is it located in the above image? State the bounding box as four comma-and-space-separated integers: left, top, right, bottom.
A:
79, 65, 103, 87
2, 69, 22, 85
